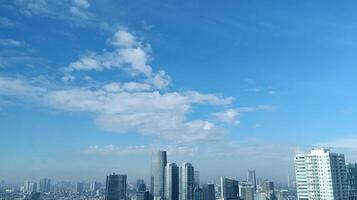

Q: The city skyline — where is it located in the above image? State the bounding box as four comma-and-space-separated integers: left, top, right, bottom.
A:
2, 0, 357, 183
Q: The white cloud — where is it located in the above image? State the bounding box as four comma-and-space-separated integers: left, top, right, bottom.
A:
0, 39, 25, 47
213, 105, 276, 125
61, 74, 75, 82
108, 30, 138, 48
212, 109, 240, 125
0, 76, 231, 143
236, 105, 276, 112
0, 29, 272, 144
67, 30, 170, 89
73, 0, 90, 9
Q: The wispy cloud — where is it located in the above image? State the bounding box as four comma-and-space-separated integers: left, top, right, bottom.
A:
0, 17, 23, 28
213, 105, 276, 125
12, 0, 116, 32
316, 137, 357, 162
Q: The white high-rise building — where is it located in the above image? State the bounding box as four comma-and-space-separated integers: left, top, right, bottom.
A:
294, 148, 348, 200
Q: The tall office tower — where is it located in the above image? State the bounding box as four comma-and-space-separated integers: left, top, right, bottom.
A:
137, 191, 150, 200
38, 178, 51, 193
263, 181, 275, 200
29, 182, 37, 193
24, 180, 31, 193
202, 184, 215, 200
137, 179, 146, 192
105, 174, 127, 200
239, 182, 254, 200
287, 174, 291, 189
263, 181, 274, 193
151, 150, 167, 200
194, 188, 203, 200
180, 163, 195, 200
194, 171, 200, 188
165, 163, 179, 200
247, 170, 256, 192
294, 148, 348, 200
91, 181, 101, 196
220, 177, 239, 200
76, 182, 84, 195
347, 163, 357, 200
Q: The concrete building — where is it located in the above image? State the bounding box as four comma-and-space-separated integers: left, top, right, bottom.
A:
294, 148, 348, 200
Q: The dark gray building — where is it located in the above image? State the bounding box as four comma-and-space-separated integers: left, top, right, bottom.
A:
202, 184, 215, 200
165, 163, 179, 200
105, 174, 127, 200
137, 191, 150, 200
347, 163, 357, 200
180, 163, 195, 200
220, 177, 239, 200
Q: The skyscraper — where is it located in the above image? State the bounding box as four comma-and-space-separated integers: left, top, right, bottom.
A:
220, 177, 239, 200
38, 178, 51, 193
347, 163, 357, 200
239, 182, 254, 200
151, 150, 167, 200
180, 163, 195, 200
294, 148, 348, 200
165, 163, 179, 200
76, 182, 84, 195
90, 181, 101, 196
202, 184, 215, 200
105, 174, 127, 200
137, 191, 150, 200
247, 170, 256, 192
194, 187, 203, 200
136, 179, 146, 192
194, 171, 200, 189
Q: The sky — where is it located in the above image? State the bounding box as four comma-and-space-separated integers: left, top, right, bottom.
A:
1, 0, 357, 184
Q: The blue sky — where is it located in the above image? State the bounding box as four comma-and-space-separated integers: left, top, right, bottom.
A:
1, 0, 357, 183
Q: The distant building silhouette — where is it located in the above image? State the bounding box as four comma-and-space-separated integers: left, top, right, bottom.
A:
202, 184, 215, 200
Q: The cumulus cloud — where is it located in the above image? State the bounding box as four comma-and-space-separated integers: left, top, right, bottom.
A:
0, 29, 271, 143
67, 29, 170, 89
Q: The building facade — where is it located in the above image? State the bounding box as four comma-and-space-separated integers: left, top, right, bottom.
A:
105, 174, 127, 200
151, 150, 167, 200
247, 170, 257, 192
294, 148, 348, 200
347, 163, 357, 200
220, 177, 239, 200
165, 163, 180, 200
180, 163, 195, 200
